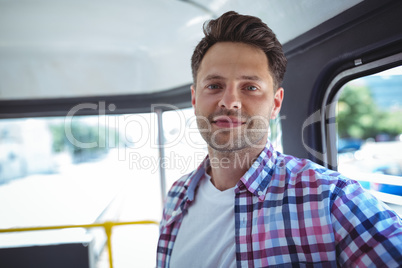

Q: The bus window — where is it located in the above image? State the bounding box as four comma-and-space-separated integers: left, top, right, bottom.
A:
269, 114, 283, 153
162, 108, 207, 192
0, 113, 162, 266
336, 65, 402, 213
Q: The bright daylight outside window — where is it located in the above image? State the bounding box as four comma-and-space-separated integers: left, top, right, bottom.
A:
0, 105, 283, 266
0, 112, 162, 266
336, 65, 402, 214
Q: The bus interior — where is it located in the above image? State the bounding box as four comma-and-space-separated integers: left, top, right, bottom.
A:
0, 0, 402, 267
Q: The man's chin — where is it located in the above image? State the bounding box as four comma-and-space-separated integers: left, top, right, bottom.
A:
208, 144, 244, 152
207, 138, 250, 152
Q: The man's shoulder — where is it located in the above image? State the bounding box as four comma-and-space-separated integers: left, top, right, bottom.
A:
270, 152, 368, 208
161, 170, 197, 224
167, 171, 195, 197
275, 151, 350, 185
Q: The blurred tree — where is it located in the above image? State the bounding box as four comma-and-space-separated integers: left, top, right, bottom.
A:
337, 83, 402, 140
49, 123, 65, 153
48, 117, 124, 163
337, 85, 379, 139
377, 110, 402, 137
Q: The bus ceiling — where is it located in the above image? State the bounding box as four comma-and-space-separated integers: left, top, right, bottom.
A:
0, 0, 363, 114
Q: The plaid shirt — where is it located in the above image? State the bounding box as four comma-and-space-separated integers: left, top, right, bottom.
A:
157, 142, 402, 267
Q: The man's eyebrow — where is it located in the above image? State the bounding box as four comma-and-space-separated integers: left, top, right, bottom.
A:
202, 75, 263, 82
203, 74, 226, 82
239, 75, 262, 81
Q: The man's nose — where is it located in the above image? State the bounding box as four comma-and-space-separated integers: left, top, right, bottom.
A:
218, 88, 242, 109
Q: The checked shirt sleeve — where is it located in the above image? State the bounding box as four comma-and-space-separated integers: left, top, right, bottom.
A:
331, 178, 402, 267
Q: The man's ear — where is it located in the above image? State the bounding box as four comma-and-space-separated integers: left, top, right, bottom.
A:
271, 87, 284, 119
191, 85, 196, 108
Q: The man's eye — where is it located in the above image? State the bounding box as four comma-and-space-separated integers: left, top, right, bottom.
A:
245, 85, 258, 91
207, 84, 221, 89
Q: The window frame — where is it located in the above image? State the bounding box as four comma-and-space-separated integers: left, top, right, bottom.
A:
320, 52, 402, 169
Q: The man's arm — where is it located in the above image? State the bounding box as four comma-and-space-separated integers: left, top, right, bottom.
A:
331, 179, 402, 266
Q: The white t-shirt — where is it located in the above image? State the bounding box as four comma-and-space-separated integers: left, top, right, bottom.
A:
170, 173, 236, 268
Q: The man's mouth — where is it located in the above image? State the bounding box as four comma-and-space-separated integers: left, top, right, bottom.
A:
212, 116, 246, 128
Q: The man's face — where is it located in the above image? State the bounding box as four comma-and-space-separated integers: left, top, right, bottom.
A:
191, 42, 284, 152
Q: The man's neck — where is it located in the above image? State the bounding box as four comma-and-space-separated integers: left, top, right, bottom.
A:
207, 144, 266, 191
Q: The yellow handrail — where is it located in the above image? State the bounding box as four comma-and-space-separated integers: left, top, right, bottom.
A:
0, 220, 159, 268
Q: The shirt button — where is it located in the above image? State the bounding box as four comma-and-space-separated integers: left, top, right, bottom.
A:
171, 211, 179, 217
258, 191, 263, 196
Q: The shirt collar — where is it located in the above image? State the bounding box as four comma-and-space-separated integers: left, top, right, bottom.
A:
163, 157, 210, 226
187, 141, 277, 201
238, 141, 277, 201
185, 156, 210, 201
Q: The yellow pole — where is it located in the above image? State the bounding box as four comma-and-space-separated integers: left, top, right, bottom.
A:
0, 220, 159, 268
104, 221, 114, 268
0, 220, 158, 233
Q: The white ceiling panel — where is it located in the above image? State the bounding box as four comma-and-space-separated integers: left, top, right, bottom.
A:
0, 0, 362, 100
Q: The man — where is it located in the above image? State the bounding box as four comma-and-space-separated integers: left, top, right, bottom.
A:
157, 11, 402, 267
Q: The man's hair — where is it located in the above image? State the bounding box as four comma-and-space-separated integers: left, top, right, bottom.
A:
191, 11, 287, 90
